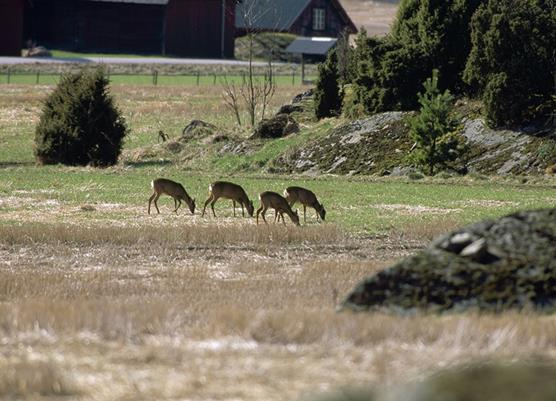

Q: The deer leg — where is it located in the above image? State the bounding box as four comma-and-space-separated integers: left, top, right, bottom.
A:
174, 198, 182, 214
153, 193, 161, 214
241, 203, 245, 217
261, 206, 268, 224
202, 194, 213, 217
303, 205, 307, 223
232, 200, 236, 217
256, 206, 263, 225
211, 199, 218, 217
148, 193, 156, 214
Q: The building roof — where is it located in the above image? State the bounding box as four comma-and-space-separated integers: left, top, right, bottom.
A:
285, 36, 337, 55
236, 0, 311, 31
87, 0, 169, 4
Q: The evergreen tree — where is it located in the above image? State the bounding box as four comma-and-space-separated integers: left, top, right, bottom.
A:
346, 0, 483, 116
410, 70, 463, 175
314, 50, 342, 119
464, 0, 555, 127
35, 68, 128, 166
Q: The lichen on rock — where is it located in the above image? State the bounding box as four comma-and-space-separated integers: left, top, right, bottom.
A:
342, 208, 556, 314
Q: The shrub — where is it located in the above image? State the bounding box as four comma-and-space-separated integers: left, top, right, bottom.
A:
35, 68, 128, 166
463, 0, 556, 127
314, 50, 342, 119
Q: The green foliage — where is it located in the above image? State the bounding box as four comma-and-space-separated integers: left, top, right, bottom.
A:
464, 0, 556, 127
410, 70, 464, 175
314, 50, 342, 119
35, 68, 127, 166
346, 0, 483, 116
335, 29, 355, 87
392, 0, 483, 91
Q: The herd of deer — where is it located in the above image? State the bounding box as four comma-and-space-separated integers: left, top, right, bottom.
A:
147, 178, 327, 226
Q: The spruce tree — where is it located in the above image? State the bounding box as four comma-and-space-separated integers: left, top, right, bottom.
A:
35, 68, 128, 166
314, 49, 342, 119
410, 70, 463, 175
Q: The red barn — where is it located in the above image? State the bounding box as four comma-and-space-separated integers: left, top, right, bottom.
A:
24, 0, 237, 58
0, 0, 24, 56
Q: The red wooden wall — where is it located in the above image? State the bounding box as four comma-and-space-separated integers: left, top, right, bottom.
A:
165, 0, 235, 58
0, 0, 24, 56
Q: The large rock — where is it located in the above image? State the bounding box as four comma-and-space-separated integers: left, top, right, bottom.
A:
397, 362, 556, 401
250, 113, 299, 139
342, 208, 556, 314
181, 120, 219, 139
308, 362, 556, 401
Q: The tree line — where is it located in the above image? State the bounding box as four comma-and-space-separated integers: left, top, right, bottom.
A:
315, 0, 555, 128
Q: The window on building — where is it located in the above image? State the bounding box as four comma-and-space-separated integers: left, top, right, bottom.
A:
313, 8, 325, 31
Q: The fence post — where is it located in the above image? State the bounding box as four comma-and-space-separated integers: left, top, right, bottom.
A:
213, 74, 216, 85
196, 72, 200, 86
7, 69, 10, 84
292, 70, 295, 85
36, 71, 40, 84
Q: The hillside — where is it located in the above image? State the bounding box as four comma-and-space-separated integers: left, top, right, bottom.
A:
123, 91, 556, 177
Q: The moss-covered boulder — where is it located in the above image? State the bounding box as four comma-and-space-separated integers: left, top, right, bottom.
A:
181, 120, 219, 139
342, 208, 556, 314
250, 113, 299, 139
401, 361, 556, 401
306, 362, 556, 401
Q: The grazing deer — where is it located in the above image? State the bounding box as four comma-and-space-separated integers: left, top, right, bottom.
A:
202, 181, 254, 218
280, 186, 326, 223
256, 191, 300, 226
148, 178, 196, 215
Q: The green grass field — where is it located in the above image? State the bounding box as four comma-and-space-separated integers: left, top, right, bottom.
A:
1, 83, 556, 401
1, 72, 316, 86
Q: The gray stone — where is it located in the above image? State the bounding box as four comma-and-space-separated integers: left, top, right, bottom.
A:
342, 208, 556, 314
250, 113, 299, 139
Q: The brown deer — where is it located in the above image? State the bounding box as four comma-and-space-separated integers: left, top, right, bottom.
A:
201, 181, 254, 218
280, 186, 326, 223
148, 178, 196, 215
256, 191, 300, 226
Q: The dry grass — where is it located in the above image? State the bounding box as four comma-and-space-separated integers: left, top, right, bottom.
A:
0, 359, 82, 399
0, 220, 347, 247
2, 217, 556, 400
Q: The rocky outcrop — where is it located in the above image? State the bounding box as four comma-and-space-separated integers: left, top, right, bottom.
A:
250, 114, 299, 139
342, 208, 556, 314
273, 110, 556, 176
181, 120, 220, 139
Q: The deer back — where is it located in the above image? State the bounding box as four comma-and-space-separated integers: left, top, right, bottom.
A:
285, 186, 318, 206
211, 181, 249, 203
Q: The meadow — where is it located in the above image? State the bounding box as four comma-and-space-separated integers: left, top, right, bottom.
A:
1, 82, 556, 400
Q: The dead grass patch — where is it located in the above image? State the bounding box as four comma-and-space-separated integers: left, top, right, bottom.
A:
0, 358, 82, 398
0, 221, 347, 247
